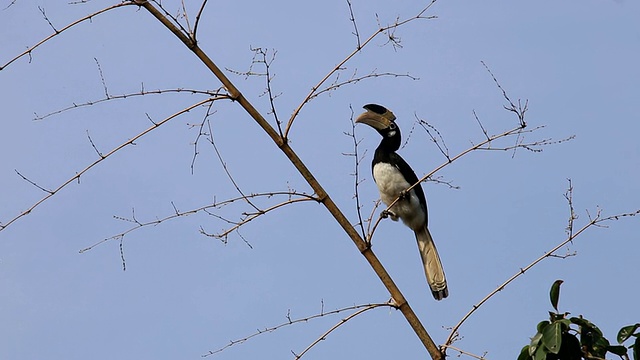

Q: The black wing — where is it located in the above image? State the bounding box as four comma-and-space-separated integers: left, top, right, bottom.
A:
389, 152, 429, 215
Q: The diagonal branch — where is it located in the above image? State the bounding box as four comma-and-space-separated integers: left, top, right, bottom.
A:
34, 87, 224, 121
79, 191, 318, 253
293, 302, 392, 359
0, 2, 134, 71
203, 302, 393, 357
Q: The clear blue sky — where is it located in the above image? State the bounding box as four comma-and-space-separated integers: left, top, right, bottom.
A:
1, 1, 638, 359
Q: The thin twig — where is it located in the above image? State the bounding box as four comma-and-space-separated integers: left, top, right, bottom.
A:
94, 57, 109, 98
309, 71, 418, 102
416, 116, 450, 161
346, 0, 361, 49
200, 196, 317, 241
441, 345, 488, 360
190, 103, 215, 173
1, 2, 134, 71
202, 302, 393, 357
192, 0, 209, 42
80, 192, 319, 253
206, 120, 262, 212
345, 106, 368, 239
293, 303, 391, 359
14, 170, 54, 194
34, 87, 224, 121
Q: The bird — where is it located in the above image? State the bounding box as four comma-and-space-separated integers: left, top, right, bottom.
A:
355, 103, 448, 300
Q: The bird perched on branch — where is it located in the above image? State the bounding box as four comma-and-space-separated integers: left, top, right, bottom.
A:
355, 104, 448, 300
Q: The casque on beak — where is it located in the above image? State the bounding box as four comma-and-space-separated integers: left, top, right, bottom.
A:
355, 104, 396, 130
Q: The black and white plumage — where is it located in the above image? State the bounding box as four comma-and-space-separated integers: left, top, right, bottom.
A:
356, 104, 448, 300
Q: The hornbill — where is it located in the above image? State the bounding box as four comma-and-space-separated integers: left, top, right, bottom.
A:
356, 104, 448, 300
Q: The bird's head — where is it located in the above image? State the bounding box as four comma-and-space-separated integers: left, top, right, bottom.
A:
355, 104, 400, 141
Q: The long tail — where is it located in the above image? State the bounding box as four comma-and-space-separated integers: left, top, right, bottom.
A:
415, 226, 448, 300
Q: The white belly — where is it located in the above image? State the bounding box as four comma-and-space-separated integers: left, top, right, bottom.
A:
372, 163, 425, 230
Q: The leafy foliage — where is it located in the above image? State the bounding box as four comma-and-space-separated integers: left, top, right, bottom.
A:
518, 280, 639, 360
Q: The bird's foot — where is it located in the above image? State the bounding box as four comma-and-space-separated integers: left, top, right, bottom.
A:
381, 209, 398, 221
398, 189, 409, 200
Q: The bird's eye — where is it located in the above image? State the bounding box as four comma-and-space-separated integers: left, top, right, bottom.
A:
388, 123, 397, 130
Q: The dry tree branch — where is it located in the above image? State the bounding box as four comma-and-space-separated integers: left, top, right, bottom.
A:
200, 196, 318, 241
189, 102, 215, 172
416, 115, 451, 161
442, 184, 640, 350
343, 105, 369, 239
309, 71, 418, 102
0, 2, 134, 71
441, 345, 487, 360
79, 191, 319, 253
283, 0, 438, 139
192, 0, 209, 43
293, 302, 391, 359
205, 119, 262, 213
35, 87, 225, 120
0, 96, 228, 232
345, 0, 361, 49
133, 1, 444, 358
203, 302, 393, 357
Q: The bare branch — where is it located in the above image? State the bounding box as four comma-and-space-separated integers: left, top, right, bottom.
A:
200, 196, 318, 241
34, 87, 225, 121
192, 0, 209, 42
416, 115, 451, 161
79, 191, 319, 253
481, 60, 526, 129
14, 170, 54, 194
441, 345, 488, 360
205, 119, 262, 212
86, 130, 104, 158
284, 1, 438, 138
37, 6, 59, 33
93, 57, 110, 97
472, 110, 490, 141
1, 96, 228, 233
309, 71, 418, 102
1, 2, 134, 71
344, 105, 368, 239
345, 0, 361, 49
203, 302, 393, 357
293, 302, 391, 359
189, 103, 215, 173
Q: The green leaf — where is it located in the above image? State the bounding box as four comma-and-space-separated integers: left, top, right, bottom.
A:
533, 342, 547, 360
570, 316, 603, 337
542, 321, 563, 354
591, 335, 610, 358
618, 324, 640, 343
550, 280, 563, 312
517, 345, 532, 360
607, 345, 628, 356
530, 332, 543, 356
537, 320, 550, 333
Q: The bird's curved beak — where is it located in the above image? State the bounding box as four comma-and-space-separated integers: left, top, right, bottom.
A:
355, 105, 396, 130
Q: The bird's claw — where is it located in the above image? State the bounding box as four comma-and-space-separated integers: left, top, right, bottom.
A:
399, 190, 409, 200
381, 209, 391, 219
